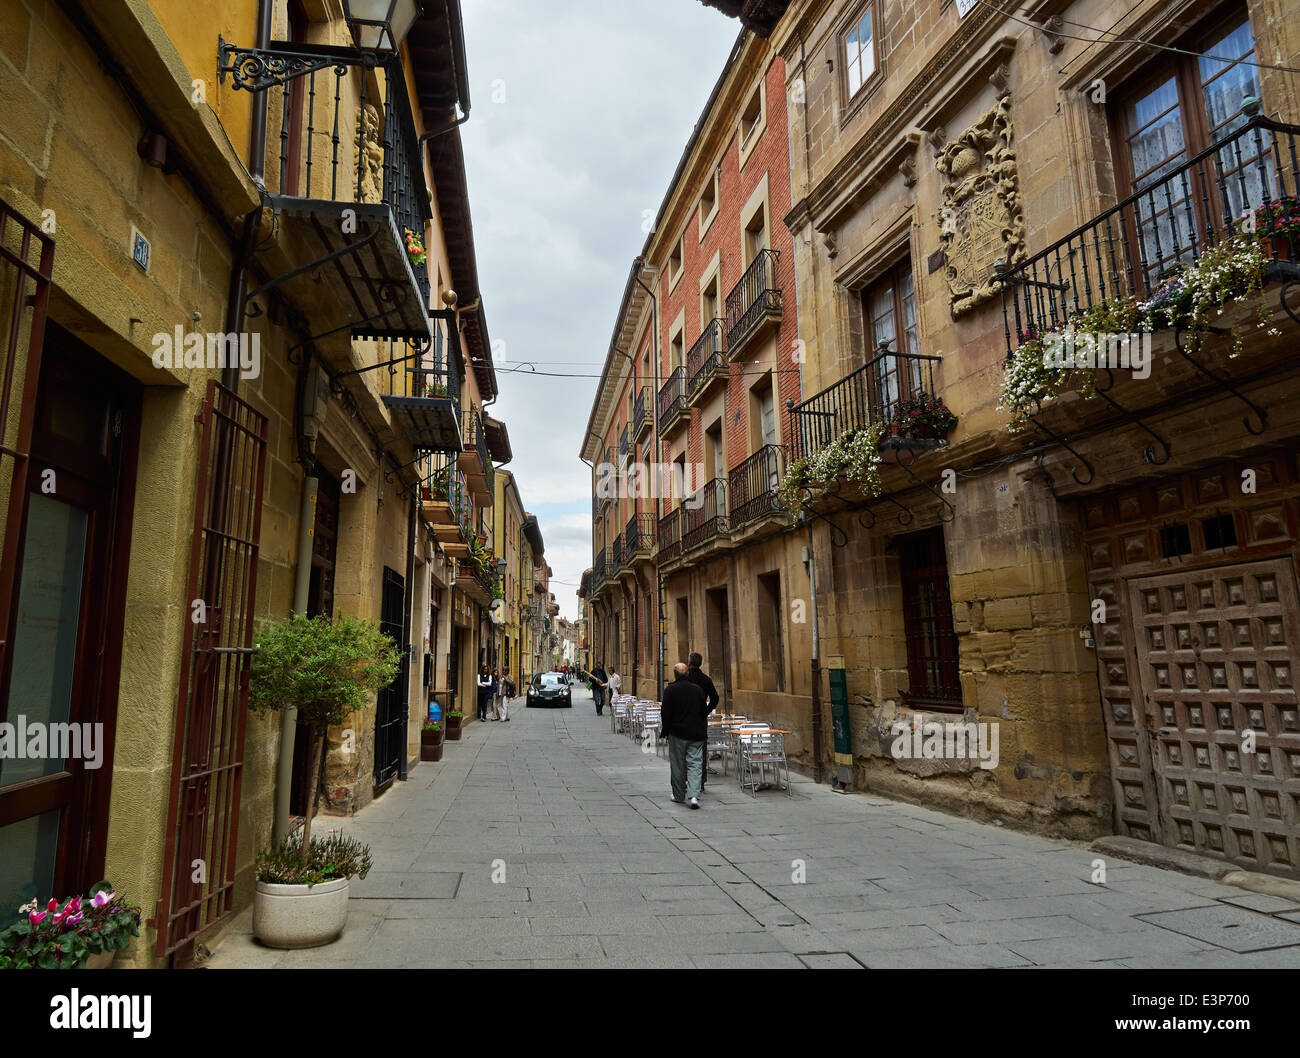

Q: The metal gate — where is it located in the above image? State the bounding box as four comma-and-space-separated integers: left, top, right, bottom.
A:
154, 380, 268, 956
373, 566, 407, 789
1084, 458, 1300, 877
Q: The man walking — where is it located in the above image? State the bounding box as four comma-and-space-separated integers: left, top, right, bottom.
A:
661, 662, 709, 809
686, 652, 719, 788
590, 661, 608, 716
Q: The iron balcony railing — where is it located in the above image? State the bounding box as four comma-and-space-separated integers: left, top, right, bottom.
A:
790, 347, 944, 459
632, 386, 651, 440
619, 424, 629, 460
611, 531, 624, 570
1002, 110, 1300, 358
624, 511, 655, 557
725, 248, 782, 352
457, 557, 498, 599
657, 508, 683, 563
681, 478, 728, 552
728, 445, 785, 527
593, 547, 608, 586
463, 406, 494, 497
686, 318, 727, 398
657, 366, 687, 430
428, 456, 473, 536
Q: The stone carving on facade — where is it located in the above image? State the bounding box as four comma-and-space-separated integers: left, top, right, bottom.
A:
355, 103, 385, 204
821, 229, 838, 259
934, 94, 1025, 318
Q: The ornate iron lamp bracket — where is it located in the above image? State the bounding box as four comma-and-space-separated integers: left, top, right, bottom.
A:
218, 37, 365, 91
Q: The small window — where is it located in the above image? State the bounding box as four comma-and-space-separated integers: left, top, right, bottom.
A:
670, 326, 685, 371
668, 236, 684, 285
698, 170, 719, 236
701, 272, 721, 325
1201, 514, 1237, 550
1159, 523, 1193, 558
844, 5, 877, 99
898, 528, 961, 710
740, 84, 763, 146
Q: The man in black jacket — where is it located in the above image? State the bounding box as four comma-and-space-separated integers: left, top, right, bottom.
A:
661, 663, 709, 808
590, 662, 608, 715
686, 652, 719, 788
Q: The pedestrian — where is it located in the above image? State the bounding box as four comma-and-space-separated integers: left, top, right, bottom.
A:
660, 662, 709, 808
686, 652, 720, 789
498, 670, 514, 722
490, 667, 503, 720
590, 660, 608, 716
476, 664, 492, 721
608, 667, 622, 698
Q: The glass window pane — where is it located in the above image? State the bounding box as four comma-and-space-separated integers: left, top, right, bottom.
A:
2, 494, 89, 789
0, 810, 61, 910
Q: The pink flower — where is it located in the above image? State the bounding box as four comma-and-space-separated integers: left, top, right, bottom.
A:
63, 912, 83, 927
28, 910, 47, 925
46, 898, 58, 913
90, 890, 114, 909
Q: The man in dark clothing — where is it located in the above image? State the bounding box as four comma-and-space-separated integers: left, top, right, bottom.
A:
686, 652, 719, 788
660, 663, 709, 808
590, 662, 608, 715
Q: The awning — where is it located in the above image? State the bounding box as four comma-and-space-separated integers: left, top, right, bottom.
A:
484, 416, 512, 463
262, 197, 432, 341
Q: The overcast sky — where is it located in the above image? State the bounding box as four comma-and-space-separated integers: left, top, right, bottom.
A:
459, 0, 740, 622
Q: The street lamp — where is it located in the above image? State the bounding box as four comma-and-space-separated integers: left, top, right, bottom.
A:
341, 0, 421, 54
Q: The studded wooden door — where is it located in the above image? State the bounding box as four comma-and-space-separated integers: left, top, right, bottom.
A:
1129, 561, 1300, 875
1084, 457, 1300, 878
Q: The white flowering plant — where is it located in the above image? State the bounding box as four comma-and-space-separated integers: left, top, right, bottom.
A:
779, 421, 884, 509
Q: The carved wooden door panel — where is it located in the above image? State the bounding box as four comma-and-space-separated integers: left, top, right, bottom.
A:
1128, 560, 1300, 876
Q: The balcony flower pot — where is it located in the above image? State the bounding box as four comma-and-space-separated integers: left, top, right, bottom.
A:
420, 722, 444, 761
445, 711, 464, 740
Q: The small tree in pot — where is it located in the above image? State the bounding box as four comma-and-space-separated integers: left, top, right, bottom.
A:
248, 613, 400, 947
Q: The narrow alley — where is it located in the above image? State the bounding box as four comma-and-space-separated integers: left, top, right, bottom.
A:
207, 686, 1300, 970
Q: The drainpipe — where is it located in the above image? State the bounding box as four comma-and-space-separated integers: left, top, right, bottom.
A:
399, 492, 417, 781
806, 516, 824, 784
273, 473, 318, 843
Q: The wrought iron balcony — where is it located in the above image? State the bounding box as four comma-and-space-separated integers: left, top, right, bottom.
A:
623, 511, 655, 560
611, 531, 624, 570
1001, 111, 1300, 359
725, 248, 782, 356
423, 458, 473, 559
791, 346, 944, 459
592, 547, 608, 587
219, 40, 432, 340
657, 366, 688, 438
657, 508, 682, 564
459, 405, 494, 503
632, 386, 652, 443
456, 557, 498, 608
687, 319, 729, 404
619, 424, 630, 461
728, 445, 785, 528
681, 478, 728, 552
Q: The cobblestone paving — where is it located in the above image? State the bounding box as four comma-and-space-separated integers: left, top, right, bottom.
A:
208, 687, 1300, 969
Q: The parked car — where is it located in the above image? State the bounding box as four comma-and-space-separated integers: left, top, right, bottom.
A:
526, 672, 572, 708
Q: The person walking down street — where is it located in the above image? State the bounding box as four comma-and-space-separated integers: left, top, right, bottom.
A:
497, 670, 514, 722
476, 665, 492, 722
607, 668, 622, 699
661, 663, 709, 808
686, 652, 719, 789
590, 661, 608, 716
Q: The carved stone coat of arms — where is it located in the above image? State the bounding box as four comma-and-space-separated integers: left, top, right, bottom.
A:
935, 94, 1026, 317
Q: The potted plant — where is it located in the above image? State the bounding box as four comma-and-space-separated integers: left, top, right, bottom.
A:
252, 832, 372, 949
445, 709, 464, 740
0, 882, 141, 969
424, 379, 448, 399
891, 394, 958, 441
421, 718, 444, 761
1250, 194, 1300, 260
403, 227, 427, 269
248, 613, 400, 948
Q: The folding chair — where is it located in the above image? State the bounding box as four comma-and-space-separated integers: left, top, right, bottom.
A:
738, 730, 790, 797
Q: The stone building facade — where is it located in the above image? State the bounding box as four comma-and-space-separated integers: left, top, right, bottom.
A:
765, 0, 1300, 874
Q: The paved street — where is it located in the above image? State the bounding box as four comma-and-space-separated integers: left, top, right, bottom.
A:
208, 686, 1300, 969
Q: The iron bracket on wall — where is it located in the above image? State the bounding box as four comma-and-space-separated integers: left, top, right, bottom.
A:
1171, 325, 1268, 436
217, 37, 371, 91
243, 226, 384, 315
1090, 368, 1171, 465
881, 441, 955, 523
1024, 406, 1095, 486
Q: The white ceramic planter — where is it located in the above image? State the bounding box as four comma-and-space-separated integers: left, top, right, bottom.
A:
252, 877, 350, 949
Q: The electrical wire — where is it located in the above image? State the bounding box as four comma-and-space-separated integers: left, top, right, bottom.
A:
975, 0, 1300, 76
493, 365, 803, 379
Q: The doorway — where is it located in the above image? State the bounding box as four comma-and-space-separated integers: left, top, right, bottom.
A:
705, 586, 731, 710
0, 326, 140, 909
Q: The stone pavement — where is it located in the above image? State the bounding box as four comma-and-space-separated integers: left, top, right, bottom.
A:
207, 685, 1300, 969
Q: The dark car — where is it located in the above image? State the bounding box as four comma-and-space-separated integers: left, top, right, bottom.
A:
526, 672, 572, 708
